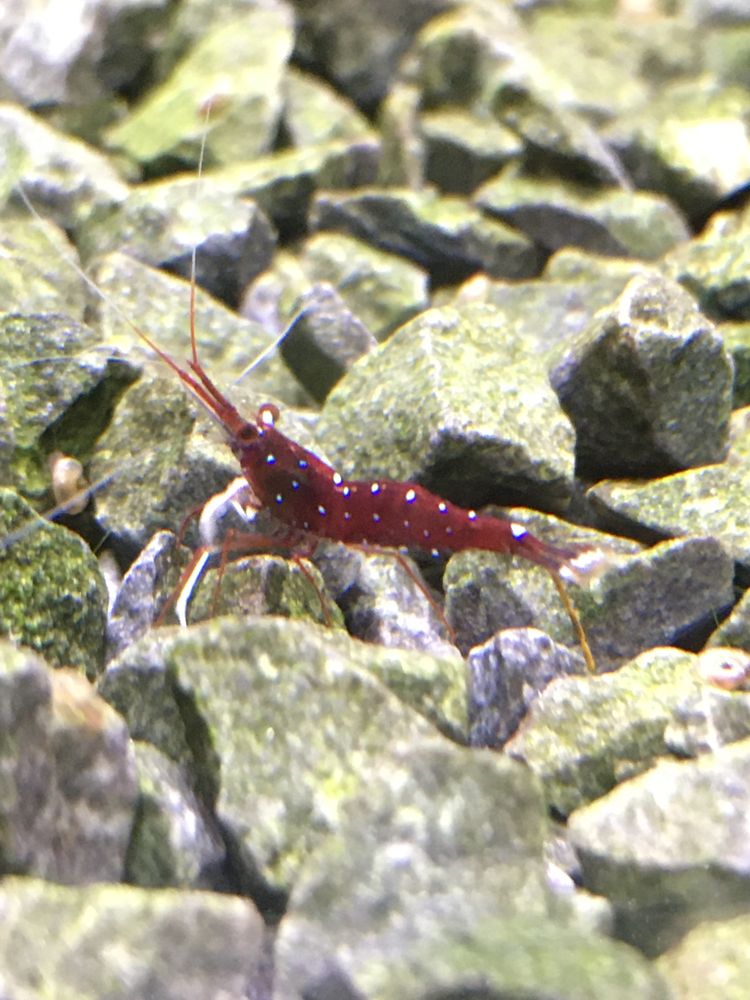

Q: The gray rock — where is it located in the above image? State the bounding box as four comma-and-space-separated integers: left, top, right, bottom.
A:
209, 138, 381, 237
0, 644, 137, 882
573, 536, 736, 671
0, 876, 264, 1000
279, 283, 377, 403
422, 107, 522, 195
568, 736, 750, 954
313, 542, 455, 657
106, 530, 189, 658
294, 0, 454, 110
551, 273, 734, 477
467, 627, 587, 748
666, 669, 750, 756
442, 513, 640, 661
0, 0, 170, 106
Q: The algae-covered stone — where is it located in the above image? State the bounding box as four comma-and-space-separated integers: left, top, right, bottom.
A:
99, 615, 466, 891
421, 107, 521, 194
185, 554, 344, 632
476, 168, 689, 260
568, 737, 750, 954
279, 283, 377, 402
0, 876, 264, 1000
0, 645, 136, 882
89, 251, 299, 404
206, 137, 380, 237
78, 174, 276, 308
0, 491, 108, 674
282, 66, 372, 147
587, 407, 750, 569
106, 8, 293, 168
300, 230, 429, 339
310, 186, 543, 283
316, 303, 577, 512
0, 215, 86, 318
276, 740, 556, 997
126, 740, 225, 890
0, 311, 138, 499
0, 102, 127, 230
719, 319, 750, 407
657, 913, 750, 1000
506, 647, 703, 816
663, 209, 750, 321
606, 80, 750, 225
306, 915, 671, 1000
551, 272, 733, 477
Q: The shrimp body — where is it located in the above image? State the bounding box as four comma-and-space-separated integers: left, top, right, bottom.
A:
232, 404, 582, 575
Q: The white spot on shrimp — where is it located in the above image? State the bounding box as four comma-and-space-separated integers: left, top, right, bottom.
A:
299, 459, 308, 469
292, 480, 300, 489
260, 409, 275, 426
510, 522, 528, 540
405, 489, 416, 503
468, 510, 477, 520
266, 454, 276, 464
438, 501, 447, 513
373, 513, 381, 523
371, 482, 380, 494
342, 486, 351, 497
333, 472, 342, 485
423, 528, 430, 539
318, 505, 327, 516
446, 526, 453, 535
403, 519, 410, 528
344, 511, 351, 520
303, 521, 309, 529
275, 494, 283, 504
431, 548, 439, 558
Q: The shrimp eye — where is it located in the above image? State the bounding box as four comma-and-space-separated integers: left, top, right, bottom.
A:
236, 423, 258, 442
257, 403, 279, 427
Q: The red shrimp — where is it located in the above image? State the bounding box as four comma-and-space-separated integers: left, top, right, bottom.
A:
135, 303, 598, 668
